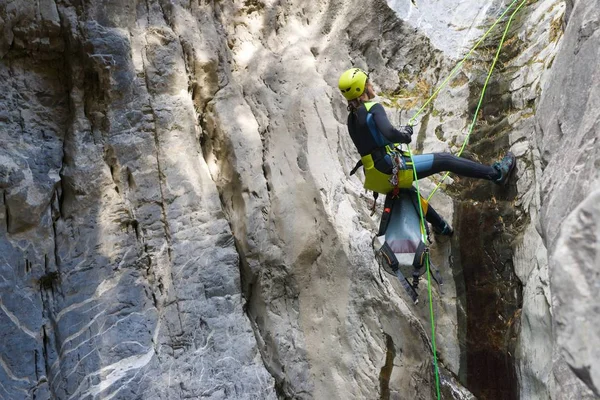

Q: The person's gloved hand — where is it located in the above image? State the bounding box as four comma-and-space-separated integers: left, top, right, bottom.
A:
394, 125, 413, 144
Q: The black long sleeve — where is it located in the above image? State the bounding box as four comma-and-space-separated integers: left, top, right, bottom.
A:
370, 103, 412, 144
347, 102, 413, 157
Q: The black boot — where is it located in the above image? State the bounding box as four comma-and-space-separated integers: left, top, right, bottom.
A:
432, 220, 454, 236
492, 152, 516, 185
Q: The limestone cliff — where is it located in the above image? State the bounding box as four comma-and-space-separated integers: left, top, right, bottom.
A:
0, 0, 598, 399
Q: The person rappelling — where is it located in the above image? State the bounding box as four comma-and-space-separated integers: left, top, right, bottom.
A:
339, 67, 516, 234
338, 2, 527, 394
338, 67, 516, 302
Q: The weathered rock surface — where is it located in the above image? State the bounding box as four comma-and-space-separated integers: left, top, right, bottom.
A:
387, 0, 508, 58
552, 191, 600, 398
0, 0, 599, 399
536, 0, 600, 396
1, 1, 275, 399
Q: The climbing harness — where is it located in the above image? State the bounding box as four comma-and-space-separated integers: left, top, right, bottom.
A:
370, 0, 530, 398
357, 144, 413, 195
360, 102, 414, 194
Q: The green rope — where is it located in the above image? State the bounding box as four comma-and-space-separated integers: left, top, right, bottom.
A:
401, 1, 529, 398
426, 0, 528, 201
407, 144, 441, 399
408, 0, 521, 127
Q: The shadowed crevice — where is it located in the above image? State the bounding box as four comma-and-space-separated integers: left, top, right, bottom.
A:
3, 190, 8, 233
456, 199, 522, 400
379, 333, 396, 400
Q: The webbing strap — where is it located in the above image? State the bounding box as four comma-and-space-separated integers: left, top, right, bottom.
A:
349, 160, 363, 175
366, 113, 386, 147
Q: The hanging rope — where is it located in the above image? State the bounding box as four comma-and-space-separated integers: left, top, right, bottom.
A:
425, 0, 529, 200
403, 0, 529, 398
407, 0, 522, 127
407, 143, 442, 399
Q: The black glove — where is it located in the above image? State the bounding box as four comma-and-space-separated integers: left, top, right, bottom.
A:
390, 125, 413, 144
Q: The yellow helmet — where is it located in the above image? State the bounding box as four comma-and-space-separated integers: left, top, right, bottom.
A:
338, 68, 368, 100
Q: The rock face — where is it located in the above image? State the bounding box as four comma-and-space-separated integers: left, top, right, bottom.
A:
0, 1, 275, 399
536, 0, 600, 396
0, 0, 598, 400
386, 0, 508, 58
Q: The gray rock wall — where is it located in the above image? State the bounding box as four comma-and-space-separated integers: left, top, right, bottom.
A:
1, 0, 451, 399
204, 1, 455, 398
386, 0, 507, 58
536, 0, 600, 397
1, 1, 275, 399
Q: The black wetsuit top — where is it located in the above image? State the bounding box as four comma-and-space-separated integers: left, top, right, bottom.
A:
347, 102, 412, 157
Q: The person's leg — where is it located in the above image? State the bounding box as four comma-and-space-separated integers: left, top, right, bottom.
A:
411, 153, 501, 181
425, 204, 454, 236
425, 204, 444, 227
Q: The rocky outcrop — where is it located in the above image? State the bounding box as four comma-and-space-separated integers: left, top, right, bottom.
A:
1, 1, 275, 399
1, 0, 450, 398
536, 0, 600, 396
387, 0, 508, 58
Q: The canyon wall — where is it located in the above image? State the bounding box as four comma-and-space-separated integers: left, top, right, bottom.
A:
0, 0, 598, 399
